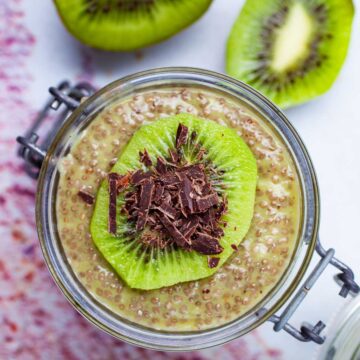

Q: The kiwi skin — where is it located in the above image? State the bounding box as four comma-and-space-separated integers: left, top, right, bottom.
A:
54, 0, 212, 51
226, 0, 354, 108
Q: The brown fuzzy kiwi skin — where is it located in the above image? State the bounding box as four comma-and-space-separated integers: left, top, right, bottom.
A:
53, 0, 213, 52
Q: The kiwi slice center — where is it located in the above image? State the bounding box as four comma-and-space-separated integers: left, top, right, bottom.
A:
259, 2, 329, 79
271, 3, 313, 72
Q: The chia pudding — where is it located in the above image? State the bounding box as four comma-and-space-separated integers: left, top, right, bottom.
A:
56, 87, 301, 331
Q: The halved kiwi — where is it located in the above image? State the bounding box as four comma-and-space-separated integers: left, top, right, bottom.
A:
91, 114, 257, 290
54, 0, 212, 51
226, 0, 354, 108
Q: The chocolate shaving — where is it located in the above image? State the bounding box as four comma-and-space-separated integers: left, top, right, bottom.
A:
161, 173, 180, 186
131, 170, 152, 185
168, 149, 179, 163
194, 193, 219, 213
78, 190, 94, 205
155, 156, 167, 174
178, 176, 194, 216
108, 172, 121, 182
139, 149, 152, 167
154, 202, 179, 220
179, 164, 205, 180
191, 232, 223, 255
107, 123, 228, 258
208, 257, 220, 268
159, 214, 190, 247
181, 216, 199, 238
136, 179, 155, 231
108, 173, 119, 234
147, 214, 157, 227
176, 123, 188, 148
153, 183, 164, 204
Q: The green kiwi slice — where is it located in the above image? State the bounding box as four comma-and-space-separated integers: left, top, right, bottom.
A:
226, 0, 354, 108
90, 114, 257, 289
54, 0, 212, 51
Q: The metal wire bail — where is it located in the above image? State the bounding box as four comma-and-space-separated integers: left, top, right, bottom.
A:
16, 81, 95, 178
263, 238, 359, 344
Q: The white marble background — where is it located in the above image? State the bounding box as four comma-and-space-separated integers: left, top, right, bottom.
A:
21, 0, 360, 358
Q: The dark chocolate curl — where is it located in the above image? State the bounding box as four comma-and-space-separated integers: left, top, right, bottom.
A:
194, 193, 219, 213
136, 179, 155, 231
208, 257, 220, 268
154, 202, 179, 220
169, 149, 179, 163
108, 173, 119, 234
78, 190, 94, 205
139, 149, 152, 167
152, 183, 164, 204
178, 176, 194, 216
155, 156, 167, 174
176, 123, 189, 148
161, 173, 180, 186
179, 164, 205, 180
131, 170, 152, 185
192, 232, 223, 255
181, 216, 199, 238
159, 215, 191, 247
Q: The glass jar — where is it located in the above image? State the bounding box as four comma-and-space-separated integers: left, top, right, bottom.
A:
317, 295, 360, 360
16, 67, 358, 351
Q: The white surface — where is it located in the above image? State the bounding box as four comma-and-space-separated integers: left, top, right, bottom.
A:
24, 1, 360, 359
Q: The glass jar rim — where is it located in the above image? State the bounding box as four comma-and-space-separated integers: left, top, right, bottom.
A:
36, 67, 320, 350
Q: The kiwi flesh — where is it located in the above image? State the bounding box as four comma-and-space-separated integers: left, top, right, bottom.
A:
90, 114, 257, 290
226, 0, 354, 108
54, 0, 212, 51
